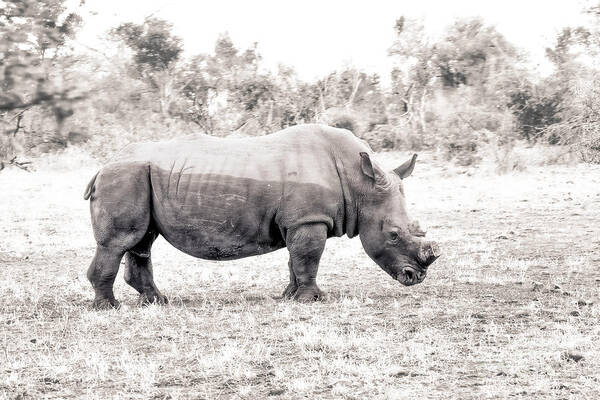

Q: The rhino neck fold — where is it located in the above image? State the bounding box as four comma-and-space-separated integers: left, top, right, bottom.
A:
334, 158, 359, 238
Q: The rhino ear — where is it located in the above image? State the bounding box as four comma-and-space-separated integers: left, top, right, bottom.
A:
359, 152, 388, 186
393, 154, 417, 179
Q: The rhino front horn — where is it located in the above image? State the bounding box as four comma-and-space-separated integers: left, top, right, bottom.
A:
418, 242, 440, 266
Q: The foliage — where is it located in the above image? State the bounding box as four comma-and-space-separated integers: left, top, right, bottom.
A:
507, 82, 563, 142
111, 18, 183, 115
176, 35, 274, 134
434, 18, 519, 90
4, 4, 600, 170
112, 19, 182, 72
533, 6, 600, 160
544, 73, 600, 163
0, 0, 81, 111
0, 0, 84, 162
388, 17, 525, 160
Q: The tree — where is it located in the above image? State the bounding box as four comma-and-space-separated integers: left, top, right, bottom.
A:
389, 17, 437, 134
1, 0, 82, 163
178, 34, 282, 135
0, 0, 81, 111
111, 18, 183, 115
530, 2, 600, 158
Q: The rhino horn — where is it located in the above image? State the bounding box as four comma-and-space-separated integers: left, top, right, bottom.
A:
393, 154, 417, 179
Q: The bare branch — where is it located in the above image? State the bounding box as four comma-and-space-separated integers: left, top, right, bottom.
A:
0, 157, 32, 173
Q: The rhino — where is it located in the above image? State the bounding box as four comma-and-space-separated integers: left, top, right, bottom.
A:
83, 124, 440, 309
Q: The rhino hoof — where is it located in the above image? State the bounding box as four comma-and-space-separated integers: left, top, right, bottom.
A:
138, 292, 169, 306
282, 283, 298, 299
92, 297, 121, 310
293, 287, 325, 303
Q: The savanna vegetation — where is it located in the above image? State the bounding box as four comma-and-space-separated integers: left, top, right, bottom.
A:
2, 0, 600, 170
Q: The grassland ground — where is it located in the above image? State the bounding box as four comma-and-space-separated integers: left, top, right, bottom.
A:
1, 150, 599, 399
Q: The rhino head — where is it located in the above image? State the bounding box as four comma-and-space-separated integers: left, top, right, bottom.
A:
357, 152, 440, 286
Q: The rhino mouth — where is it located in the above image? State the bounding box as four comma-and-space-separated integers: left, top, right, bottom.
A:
396, 265, 426, 286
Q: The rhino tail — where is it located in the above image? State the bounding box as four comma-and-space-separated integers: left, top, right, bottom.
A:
83, 172, 99, 200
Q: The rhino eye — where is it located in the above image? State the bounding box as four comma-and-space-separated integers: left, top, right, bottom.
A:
388, 231, 400, 242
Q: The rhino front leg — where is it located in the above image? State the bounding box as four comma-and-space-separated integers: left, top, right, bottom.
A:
282, 259, 298, 298
286, 223, 327, 302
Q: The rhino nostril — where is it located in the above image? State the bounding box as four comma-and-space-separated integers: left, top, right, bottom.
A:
402, 267, 415, 281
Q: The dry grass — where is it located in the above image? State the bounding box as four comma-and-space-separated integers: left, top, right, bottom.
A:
1, 151, 599, 399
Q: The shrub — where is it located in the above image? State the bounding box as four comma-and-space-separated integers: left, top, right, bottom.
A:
359, 122, 421, 152
319, 107, 363, 134
423, 88, 517, 166
545, 119, 600, 163
542, 75, 600, 163
507, 85, 563, 142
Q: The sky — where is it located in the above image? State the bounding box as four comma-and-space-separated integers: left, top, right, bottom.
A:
68, 0, 594, 85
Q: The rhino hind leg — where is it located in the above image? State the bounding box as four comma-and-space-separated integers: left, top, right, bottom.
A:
123, 226, 168, 305
87, 162, 152, 309
286, 223, 327, 302
282, 259, 298, 298
87, 246, 126, 309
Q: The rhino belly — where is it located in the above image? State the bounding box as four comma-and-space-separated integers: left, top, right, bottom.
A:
149, 167, 286, 260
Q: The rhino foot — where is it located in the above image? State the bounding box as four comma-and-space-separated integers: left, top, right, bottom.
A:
293, 286, 326, 302
138, 291, 169, 306
92, 297, 121, 310
282, 283, 298, 299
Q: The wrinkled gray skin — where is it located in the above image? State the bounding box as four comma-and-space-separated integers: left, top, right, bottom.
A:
84, 124, 440, 309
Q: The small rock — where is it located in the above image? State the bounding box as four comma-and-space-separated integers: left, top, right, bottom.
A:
392, 371, 410, 378
569, 311, 580, 316
30, 338, 36, 343
268, 388, 286, 396
563, 352, 584, 362
496, 235, 509, 240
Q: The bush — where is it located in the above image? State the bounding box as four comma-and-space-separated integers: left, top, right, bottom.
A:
359, 122, 421, 152
545, 120, 600, 163
542, 75, 600, 163
319, 107, 363, 134
423, 88, 517, 166
507, 84, 563, 142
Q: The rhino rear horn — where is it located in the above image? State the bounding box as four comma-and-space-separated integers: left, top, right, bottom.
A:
393, 154, 417, 179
